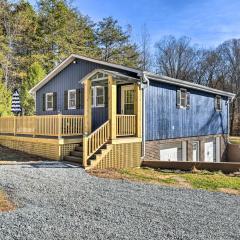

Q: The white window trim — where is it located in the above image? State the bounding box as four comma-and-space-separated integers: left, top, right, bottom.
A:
46, 92, 53, 111
92, 86, 105, 108
180, 88, 187, 109
215, 95, 222, 112
68, 89, 76, 110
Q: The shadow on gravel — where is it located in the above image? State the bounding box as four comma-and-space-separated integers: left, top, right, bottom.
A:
0, 146, 82, 169
26, 161, 82, 169
11, 161, 82, 169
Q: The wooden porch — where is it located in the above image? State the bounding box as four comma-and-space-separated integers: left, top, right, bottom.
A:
0, 71, 142, 169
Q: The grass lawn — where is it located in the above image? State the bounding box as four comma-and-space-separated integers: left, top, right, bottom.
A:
89, 168, 240, 195
0, 190, 15, 212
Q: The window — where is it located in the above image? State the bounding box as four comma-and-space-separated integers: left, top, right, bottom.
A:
68, 89, 76, 109
92, 86, 105, 107
177, 88, 190, 109
215, 96, 222, 111
46, 93, 53, 111
96, 86, 105, 107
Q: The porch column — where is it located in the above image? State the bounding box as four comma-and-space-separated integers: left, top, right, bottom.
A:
83, 79, 92, 135
134, 83, 142, 138
108, 75, 117, 139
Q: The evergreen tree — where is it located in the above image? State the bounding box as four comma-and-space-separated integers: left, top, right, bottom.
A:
20, 62, 46, 115
0, 79, 11, 116
96, 17, 140, 67
36, 0, 98, 71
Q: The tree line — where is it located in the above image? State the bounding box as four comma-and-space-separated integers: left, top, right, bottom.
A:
0, 0, 239, 128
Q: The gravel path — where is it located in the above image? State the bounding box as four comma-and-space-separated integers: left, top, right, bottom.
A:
0, 161, 239, 240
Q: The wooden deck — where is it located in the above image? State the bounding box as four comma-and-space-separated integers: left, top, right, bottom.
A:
0, 113, 142, 168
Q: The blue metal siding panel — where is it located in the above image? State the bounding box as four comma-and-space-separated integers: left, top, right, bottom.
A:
145, 80, 228, 140
36, 59, 138, 130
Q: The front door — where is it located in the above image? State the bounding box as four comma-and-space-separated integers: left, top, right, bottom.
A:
121, 85, 135, 115
205, 142, 214, 162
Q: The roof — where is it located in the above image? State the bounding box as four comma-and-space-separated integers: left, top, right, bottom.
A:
29, 53, 235, 99
29, 54, 140, 94
144, 72, 236, 99
80, 69, 139, 85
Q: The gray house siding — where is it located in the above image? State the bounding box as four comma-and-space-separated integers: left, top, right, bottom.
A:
36, 58, 139, 130
145, 80, 229, 141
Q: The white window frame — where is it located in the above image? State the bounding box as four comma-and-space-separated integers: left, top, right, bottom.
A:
180, 88, 187, 109
46, 92, 54, 111
91, 86, 105, 108
215, 95, 222, 112
68, 89, 76, 110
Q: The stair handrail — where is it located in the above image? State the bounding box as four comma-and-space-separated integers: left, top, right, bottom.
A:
82, 120, 110, 167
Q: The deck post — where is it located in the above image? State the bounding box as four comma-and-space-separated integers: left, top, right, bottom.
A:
82, 135, 88, 168
108, 75, 117, 139
134, 83, 142, 138
58, 113, 62, 139
83, 79, 92, 135
33, 115, 36, 138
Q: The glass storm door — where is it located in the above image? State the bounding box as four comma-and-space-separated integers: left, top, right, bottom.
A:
121, 85, 135, 115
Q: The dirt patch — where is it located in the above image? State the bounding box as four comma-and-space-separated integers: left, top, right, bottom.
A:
172, 176, 192, 188
88, 168, 125, 180
0, 191, 15, 212
218, 188, 240, 195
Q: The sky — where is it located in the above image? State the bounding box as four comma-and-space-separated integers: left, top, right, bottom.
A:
31, 0, 240, 49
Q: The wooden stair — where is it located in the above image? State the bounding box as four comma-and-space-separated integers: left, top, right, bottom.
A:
87, 143, 112, 168
64, 143, 83, 164
63, 141, 113, 168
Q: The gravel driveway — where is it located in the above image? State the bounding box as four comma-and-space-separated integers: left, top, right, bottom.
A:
0, 161, 239, 240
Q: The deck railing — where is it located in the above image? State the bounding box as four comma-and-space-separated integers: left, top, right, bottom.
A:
116, 114, 136, 136
0, 115, 84, 137
83, 120, 110, 166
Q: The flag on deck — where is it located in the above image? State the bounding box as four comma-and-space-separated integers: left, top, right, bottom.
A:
11, 89, 21, 114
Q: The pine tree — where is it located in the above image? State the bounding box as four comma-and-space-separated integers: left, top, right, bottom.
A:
96, 17, 140, 68
20, 62, 46, 115
0, 79, 11, 116
36, 0, 98, 71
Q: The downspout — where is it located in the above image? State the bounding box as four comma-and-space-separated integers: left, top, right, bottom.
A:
227, 98, 230, 144
139, 72, 150, 158
227, 96, 235, 144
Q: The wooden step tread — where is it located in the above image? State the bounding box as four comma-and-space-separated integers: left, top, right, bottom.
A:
64, 155, 82, 163
71, 151, 82, 157
75, 146, 83, 151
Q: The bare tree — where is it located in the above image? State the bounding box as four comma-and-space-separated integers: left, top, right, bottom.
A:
154, 36, 197, 81
217, 39, 240, 133
139, 24, 152, 71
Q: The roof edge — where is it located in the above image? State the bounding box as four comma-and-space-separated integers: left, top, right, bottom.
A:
144, 72, 236, 98
30, 54, 141, 94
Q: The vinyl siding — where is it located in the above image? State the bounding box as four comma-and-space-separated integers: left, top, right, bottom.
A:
145, 80, 229, 141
